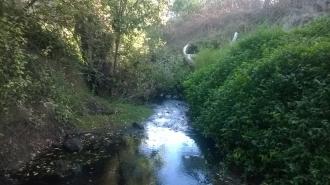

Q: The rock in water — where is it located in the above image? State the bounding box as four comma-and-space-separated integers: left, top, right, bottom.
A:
63, 137, 83, 152
132, 122, 144, 130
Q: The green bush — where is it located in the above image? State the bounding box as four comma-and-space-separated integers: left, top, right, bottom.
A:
184, 17, 330, 184
0, 16, 32, 113
0, 9, 83, 123
184, 28, 285, 124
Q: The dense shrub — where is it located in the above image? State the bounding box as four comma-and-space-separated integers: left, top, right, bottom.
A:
184, 17, 330, 184
185, 28, 286, 123
114, 47, 189, 101
0, 6, 84, 123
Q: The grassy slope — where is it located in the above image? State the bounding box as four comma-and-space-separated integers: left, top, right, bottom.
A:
0, 27, 153, 172
51, 57, 153, 131
76, 98, 153, 130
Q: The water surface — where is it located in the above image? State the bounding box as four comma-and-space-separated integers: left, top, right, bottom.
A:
140, 100, 212, 185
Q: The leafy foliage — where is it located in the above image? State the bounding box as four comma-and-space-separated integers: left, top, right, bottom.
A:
115, 46, 189, 100
184, 17, 330, 184
0, 16, 29, 113
0, 7, 57, 118
0, 0, 179, 121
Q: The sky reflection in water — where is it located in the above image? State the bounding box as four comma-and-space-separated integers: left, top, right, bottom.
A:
140, 100, 211, 185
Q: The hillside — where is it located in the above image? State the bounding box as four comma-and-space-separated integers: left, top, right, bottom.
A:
164, 0, 330, 49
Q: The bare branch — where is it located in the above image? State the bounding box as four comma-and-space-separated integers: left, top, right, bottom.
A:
24, 0, 38, 10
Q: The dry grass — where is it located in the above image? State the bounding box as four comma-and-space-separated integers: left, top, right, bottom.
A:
164, 0, 330, 48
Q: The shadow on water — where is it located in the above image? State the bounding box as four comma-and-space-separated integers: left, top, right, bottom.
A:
188, 130, 242, 185
5, 130, 156, 185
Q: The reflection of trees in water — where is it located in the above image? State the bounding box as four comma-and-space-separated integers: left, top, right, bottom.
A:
188, 131, 223, 166
185, 135, 240, 185
150, 150, 163, 169
181, 155, 211, 184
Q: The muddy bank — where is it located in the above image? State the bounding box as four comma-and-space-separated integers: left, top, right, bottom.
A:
0, 113, 70, 173
0, 125, 154, 185
0, 98, 102, 173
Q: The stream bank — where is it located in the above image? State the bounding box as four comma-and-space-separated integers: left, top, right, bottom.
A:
1, 125, 155, 185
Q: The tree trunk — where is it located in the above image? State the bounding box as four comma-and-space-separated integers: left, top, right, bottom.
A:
263, 0, 271, 8
113, 33, 121, 76
24, 0, 38, 10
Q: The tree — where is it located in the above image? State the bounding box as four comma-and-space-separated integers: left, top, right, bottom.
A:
107, 0, 166, 75
172, 0, 202, 16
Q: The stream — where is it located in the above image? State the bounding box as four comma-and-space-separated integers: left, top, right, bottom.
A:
140, 100, 211, 185
8, 100, 240, 185
139, 100, 240, 185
